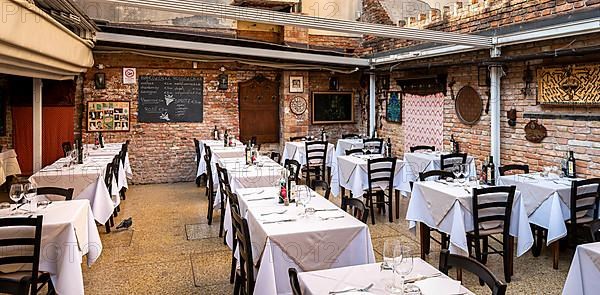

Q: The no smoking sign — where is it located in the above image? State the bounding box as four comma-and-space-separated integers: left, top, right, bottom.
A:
123, 68, 137, 84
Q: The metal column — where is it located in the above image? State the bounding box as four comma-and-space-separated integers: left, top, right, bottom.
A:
489, 65, 502, 167
369, 71, 376, 137
33, 78, 43, 173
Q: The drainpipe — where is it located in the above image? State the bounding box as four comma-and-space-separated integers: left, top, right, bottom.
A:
489, 64, 503, 167
369, 68, 376, 137
33, 78, 43, 173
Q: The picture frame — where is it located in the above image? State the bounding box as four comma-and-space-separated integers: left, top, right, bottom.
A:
87, 101, 130, 132
386, 91, 402, 123
311, 92, 354, 124
289, 76, 304, 93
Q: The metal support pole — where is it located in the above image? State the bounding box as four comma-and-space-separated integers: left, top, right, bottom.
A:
33, 78, 43, 173
369, 71, 376, 137
489, 65, 502, 167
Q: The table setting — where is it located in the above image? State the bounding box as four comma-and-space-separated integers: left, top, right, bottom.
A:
331, 154, 405, 198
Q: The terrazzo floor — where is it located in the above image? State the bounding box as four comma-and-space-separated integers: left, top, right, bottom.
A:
79, 182, 572, 294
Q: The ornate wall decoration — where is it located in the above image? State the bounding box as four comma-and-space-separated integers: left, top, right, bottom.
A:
455, 86, 483, 125
537, 63, 600, 105
289, 96, 307, 115
524, 120, 547, 143
386, 92, 402, 123
404, 93, 444, 152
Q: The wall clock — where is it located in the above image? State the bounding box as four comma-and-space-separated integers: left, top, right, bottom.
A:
290, 96, 307, 115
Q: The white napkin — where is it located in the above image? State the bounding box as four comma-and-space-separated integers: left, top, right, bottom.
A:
414, 277, 461, 295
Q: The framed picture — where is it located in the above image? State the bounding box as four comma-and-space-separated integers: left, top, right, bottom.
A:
386, 92, 402, 123
312, 92, 354, 124
289, 76, 304, 93
87, 101, 130, 132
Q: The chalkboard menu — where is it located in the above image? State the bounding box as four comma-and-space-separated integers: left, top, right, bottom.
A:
138, 76, 203, 123
312, 92, 354, 124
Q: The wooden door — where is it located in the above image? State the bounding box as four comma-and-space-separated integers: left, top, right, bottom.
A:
239, 76, 280, 143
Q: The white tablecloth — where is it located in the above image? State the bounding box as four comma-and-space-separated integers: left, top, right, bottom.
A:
225, 186, 375, 294
331, 155, 405, 198
0, 149, 21, 185
298, 260, 473, 295
563, 242, 600, 295
196, 139, 243, 178
498, 174, 597, 245
400, 151, 477, 194
282, 141, 336, 168
335, 139, 364, 158
0, 200, 102, 295
406, 181, 533, 257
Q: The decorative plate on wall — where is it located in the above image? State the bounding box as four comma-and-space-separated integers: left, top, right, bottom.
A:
455, 85, 483, 125
524, 120, 547, 143
289, 96, 307, 115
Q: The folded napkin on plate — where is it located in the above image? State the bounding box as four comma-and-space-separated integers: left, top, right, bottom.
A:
414, 277, 461, 295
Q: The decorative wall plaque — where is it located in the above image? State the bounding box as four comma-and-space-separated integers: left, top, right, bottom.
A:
386, 92, 402, 123
455, 86, 483, 125
289, 96, 307, 115
537, 63, 600, 105
524, 120, 547, 143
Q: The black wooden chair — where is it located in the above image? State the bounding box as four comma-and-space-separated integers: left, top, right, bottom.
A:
363, 138, 384, 154
61, 142, 72, 157
226, 186, 239, 285
103, 162, 115, 233
498, 164, 530, 176
439, 250, 507, 295
117, 150, 128, 200
204, 145, 213, 198
215, 163, 231, 238
36, 187, 74, 201
284, 159, 301, 183
417, 170, 455, 258
289, 136, 306, 142
342, 133, 360, 139
567, 178, 600, 246
440, 153, 467, 171
466, 186, 516, 283
205, 153, 217, 226
270, 152, 281, 164
410, 145, 435, 153
231, 199, 255, 295
342, 198, 370, 224
194, 138, 202, 187
0, 216, 55, 295
111, 155, 122, 216
288, 268, 302, 295
304, 141, 331, 199
345, 148, 364, 156
365, 157, 397, 224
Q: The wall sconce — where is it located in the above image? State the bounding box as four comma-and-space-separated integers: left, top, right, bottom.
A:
507, 108, 517, 127
329, 76, 339, 91
95, 73, 106, 89
218, 67, 228, 90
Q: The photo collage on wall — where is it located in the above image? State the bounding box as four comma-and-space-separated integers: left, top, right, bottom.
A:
87, 101, 130, 131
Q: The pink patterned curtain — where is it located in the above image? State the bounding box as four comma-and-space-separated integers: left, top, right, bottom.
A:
404, 93, 445, 152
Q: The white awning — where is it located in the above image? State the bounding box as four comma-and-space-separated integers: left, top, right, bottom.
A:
0, 0, 94, 80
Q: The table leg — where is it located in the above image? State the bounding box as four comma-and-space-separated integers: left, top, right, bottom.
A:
419, 222, 431, 260
395, 190, 400, 220
552, 241, 560, 269
341, 187, 347, 211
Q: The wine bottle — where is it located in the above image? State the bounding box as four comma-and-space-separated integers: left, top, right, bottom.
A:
487, 156, 495, 186
567, 151, 577, 178
76, 139, 84, 164
98, 132, 104, 148
451, 135, 459, 153
245, 141, 252, 165
321, 127, 326, 142
386, 138, 392, 157
213, 126, 219, 140
482, 158, 488, 184
279, 169, 287, 204
223, 129, 228, 146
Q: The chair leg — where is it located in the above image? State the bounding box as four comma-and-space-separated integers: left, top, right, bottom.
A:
109, 216, 114, 227
441, 233, 449, 250
105, 220, 111, 233
482, 236, 489, 264
473, 237, 482, 262
531, 225, 542, 257
219, 207, 225, 238
233, 273, 241, 295
230, 245, 237, 284
509, 236, 515, 276
503, 236, 513, 283
369, 196, 376, 225
395, 190, 400, 220
420, 223, 431, 259
196, 175, 202, 187
387, 195, 393, 223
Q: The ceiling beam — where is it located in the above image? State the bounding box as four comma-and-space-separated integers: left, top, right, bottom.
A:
101, 0, 493, 48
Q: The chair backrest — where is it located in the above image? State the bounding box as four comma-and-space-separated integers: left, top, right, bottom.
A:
231, 199, 255, 295
284, 159, 301, 183
471, 186, 516, 239
36, 187, 74, 201
112, 155, 121, 182
367, 157, 397, 197
304, 141, 328, 173
410, 145, 435, 153
344, 198, 370, 223
345, 148, 364, 156
288, 268, 302, 295
104, 162, 113, 193
440, 153, 467, 171
498, 164, 529, 176
363, 138, 384, 154
0, 216, 44, 294
62, 142, 72, 157
439, 250, 507, 295
225, 186, 239, 250
193, 138, 201, 166
419, 170, 455, 182
270, 152, 281, 163
290, 136, 306, 142
570, 178, 600, 225
118, 149, 127, 167
342, 133, 360, 139
216, 163, 231, 203
204, 154, 214, 194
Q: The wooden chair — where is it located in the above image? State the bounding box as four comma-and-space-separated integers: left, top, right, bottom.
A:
289, 136, 306, 142
205, 153, 217, 226
111, 155, 122, 216
498, 164, 530, 176
440, 153, 467, 171
439, 250, 507, 295
342, 198, 370, 224
61, 141, 72, 157
36, 187, 74, 201
345, 148, 364, 156
215, 163, 231, 238
284, 159, 301, 183
467, 186, 516, 283
103, 162, 115, 233
204, 145, 213, 198
410, 145, 435, 153
117, 150, 128, 200
288, 268, 302, 295
231, 199, 255, 295
270, 152, 281, 163
365, 157, 397, 224
417, 170, 455, 258
194, 138, 202, 187
304, 141, 331, 199
342, 133, 360, 139
0, 216, 54, 295
567, 178, 600, 246
363, 138, 384, 154
225, 186, 239, 285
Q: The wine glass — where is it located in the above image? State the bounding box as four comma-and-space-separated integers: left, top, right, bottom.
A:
382, 239, 401, 270
396, 246, 418, 294
452, 163, 462, 180
9, 184, 24, 214
299, 187, 313, 216
23, 183, 37, 212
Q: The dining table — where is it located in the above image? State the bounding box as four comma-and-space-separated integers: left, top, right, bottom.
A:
282, 141, 336, 168
0, 149, 21, 185
224, 186, 375, 295
406, 179, 533, 258
196, 139, 243, 179
298, 260, 474, 295
400, 151, 477, 195
563, 241, 600, 295
0, 199, 102, 295
331, 154, 405, 198
498, 172, 597, 269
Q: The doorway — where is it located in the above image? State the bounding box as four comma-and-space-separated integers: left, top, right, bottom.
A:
238, 75, 280, 143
